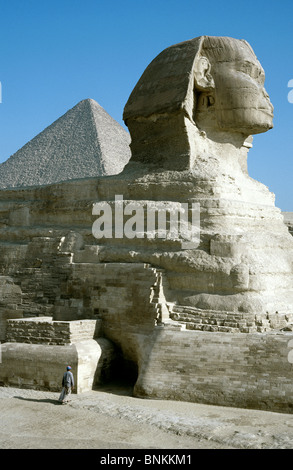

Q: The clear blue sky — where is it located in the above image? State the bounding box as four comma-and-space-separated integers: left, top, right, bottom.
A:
0, 0, 292, 210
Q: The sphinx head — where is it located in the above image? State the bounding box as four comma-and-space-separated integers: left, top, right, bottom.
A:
194, 36, 274, 136
123, 35, 274, 170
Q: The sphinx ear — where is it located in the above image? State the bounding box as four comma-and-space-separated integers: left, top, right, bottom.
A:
193, 56, 215, 91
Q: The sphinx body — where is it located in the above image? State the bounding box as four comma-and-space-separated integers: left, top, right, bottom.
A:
96, 36, 293, 318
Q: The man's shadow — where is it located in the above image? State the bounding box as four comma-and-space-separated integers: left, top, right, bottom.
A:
14, 396, 61, 405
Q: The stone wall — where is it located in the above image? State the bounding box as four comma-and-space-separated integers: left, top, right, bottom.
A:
3, 314, 293, 411
0, 342, 78, 391
5, 317, 101, 345
135, 327, 293, 413
0, 317, 115, 393
0, 277, 23, 342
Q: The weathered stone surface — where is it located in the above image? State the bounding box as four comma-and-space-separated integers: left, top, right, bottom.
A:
283, 212, 293, 236
0, 99, 131, 188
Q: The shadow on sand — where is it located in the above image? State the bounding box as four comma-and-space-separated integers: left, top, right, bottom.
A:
13, 396, 61, 405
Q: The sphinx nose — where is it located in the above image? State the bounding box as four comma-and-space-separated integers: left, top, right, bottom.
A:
262, 88, 269, 99
263, 88, 274, 112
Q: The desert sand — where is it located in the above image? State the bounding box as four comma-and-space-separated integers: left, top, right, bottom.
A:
1, 383, 293, 450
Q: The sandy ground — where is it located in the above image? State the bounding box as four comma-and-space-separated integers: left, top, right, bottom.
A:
1, 383, 293, 450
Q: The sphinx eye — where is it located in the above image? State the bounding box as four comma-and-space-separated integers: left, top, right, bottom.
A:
239, 63, 249, 73
248, 65, 258, 78
257, 69, 265, 84
238, 62, 253, 75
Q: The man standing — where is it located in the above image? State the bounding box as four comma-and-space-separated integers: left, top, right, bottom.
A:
59, 366, 74, 404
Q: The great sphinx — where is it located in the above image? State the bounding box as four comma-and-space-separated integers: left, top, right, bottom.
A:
1, 37, 293, 410
97, 35, 293, 319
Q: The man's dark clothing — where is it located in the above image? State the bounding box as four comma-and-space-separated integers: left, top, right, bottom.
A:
62, 371, 74, 388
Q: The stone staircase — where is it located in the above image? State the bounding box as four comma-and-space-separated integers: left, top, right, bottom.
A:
170, 305, 293, 333
148, 267, 172, 325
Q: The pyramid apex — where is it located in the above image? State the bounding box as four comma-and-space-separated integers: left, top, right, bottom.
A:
74, 98, 99, 108
74, 98, 110, 115
79, 98, 98, 105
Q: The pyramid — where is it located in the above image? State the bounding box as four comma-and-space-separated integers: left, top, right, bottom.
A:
0, 99, 131, 188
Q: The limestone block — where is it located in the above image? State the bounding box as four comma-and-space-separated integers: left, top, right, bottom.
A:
73, 245, 101, 263
210, 235, 246, 258
58, 231, 85, 253
230, 264, 250, 291
5, 317, 101, 346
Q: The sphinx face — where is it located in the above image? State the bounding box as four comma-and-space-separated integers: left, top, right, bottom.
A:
209, 45, 274, 135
